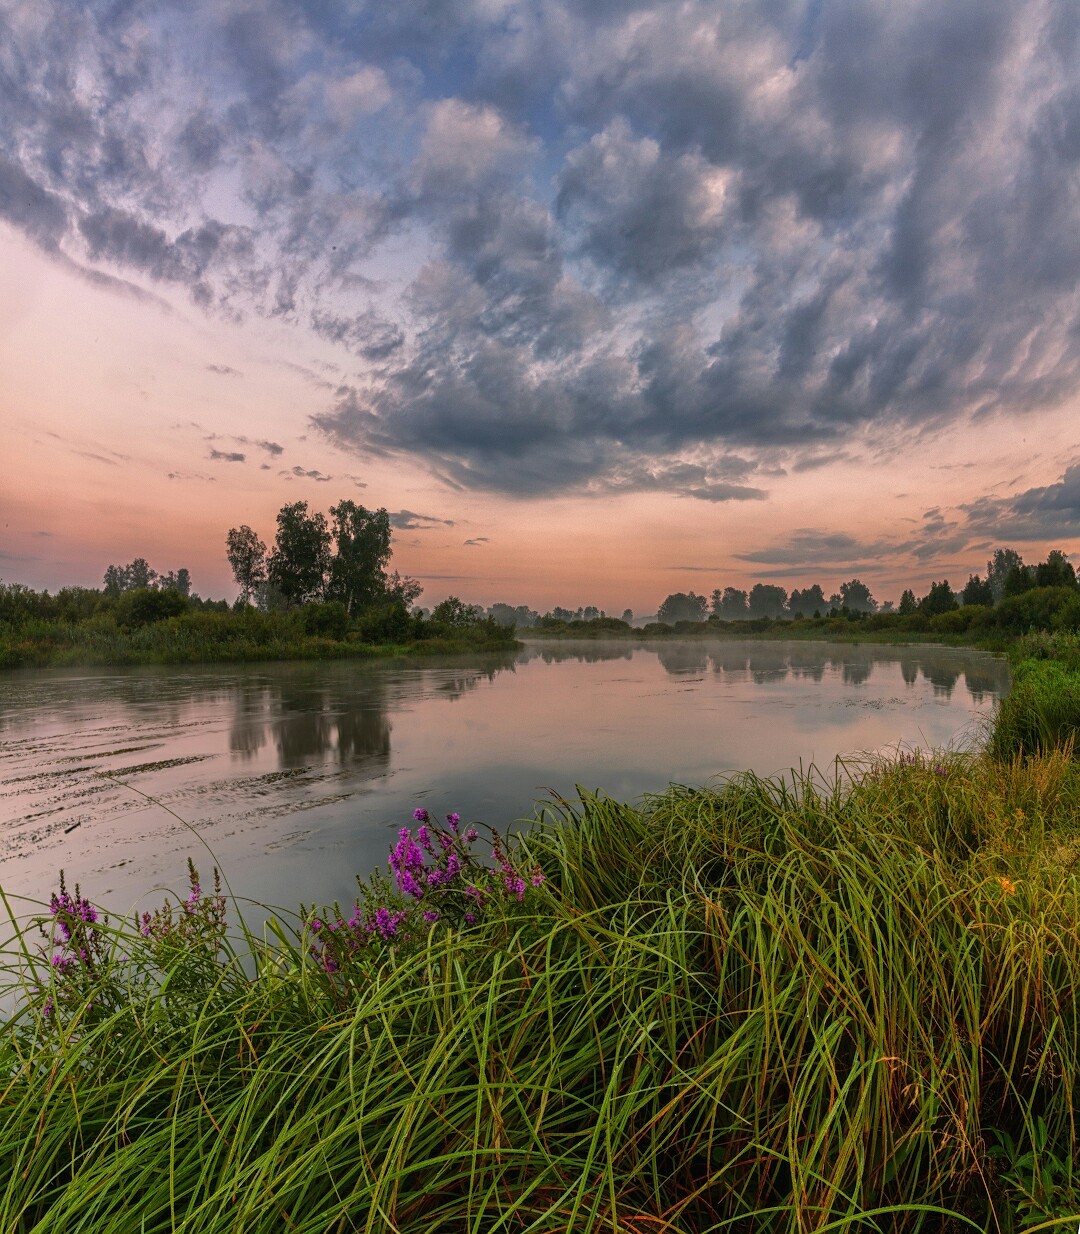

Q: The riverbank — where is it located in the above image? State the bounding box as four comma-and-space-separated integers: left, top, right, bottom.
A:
0, 605, 519, 669
2, 638, 1079, 1229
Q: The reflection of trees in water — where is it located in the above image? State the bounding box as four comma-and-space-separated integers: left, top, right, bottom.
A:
583, 637, 1009, 705
529, 643, 634, 666
709, 648, 751, 676
842, 659, 873, 687
228, 652, 520, 772
919, 662, 959, 698
655, 642, 710, 675
963, 660, 1009, 704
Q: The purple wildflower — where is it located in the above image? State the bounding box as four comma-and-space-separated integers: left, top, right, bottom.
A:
413, 807, 430, 823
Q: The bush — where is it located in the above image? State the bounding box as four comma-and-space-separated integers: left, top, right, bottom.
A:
355, 599, 413, 644
115, 587, 189, 628
990, 586, 1080, 634
301, 600, 351, 640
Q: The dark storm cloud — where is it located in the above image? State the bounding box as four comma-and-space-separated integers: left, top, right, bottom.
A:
961, 464, 1080, 542
6, 0, 1080, 497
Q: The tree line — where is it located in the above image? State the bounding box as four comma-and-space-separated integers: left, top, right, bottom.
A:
653, 548, 1078, 625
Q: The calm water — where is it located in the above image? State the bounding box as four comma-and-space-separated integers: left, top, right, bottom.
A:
0, 640, 1009, 917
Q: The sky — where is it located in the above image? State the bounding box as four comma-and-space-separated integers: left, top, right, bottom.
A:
2, 0, 1079, 615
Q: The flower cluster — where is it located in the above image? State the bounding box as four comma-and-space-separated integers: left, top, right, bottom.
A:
38, 872, 108, 1019
307, 903, 409, 973
307, 807, 544, 978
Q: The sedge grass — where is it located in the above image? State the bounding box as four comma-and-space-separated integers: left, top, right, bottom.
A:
4, 740, 1080, 1231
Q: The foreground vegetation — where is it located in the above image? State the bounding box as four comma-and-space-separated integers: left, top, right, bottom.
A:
2, 636, 1080, 1228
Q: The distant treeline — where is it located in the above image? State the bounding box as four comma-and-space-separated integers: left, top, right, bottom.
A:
651, 547, 1077, 625
503, 547, 1077, 632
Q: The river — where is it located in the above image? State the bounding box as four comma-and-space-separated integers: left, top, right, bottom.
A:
0, 639, 1009, 919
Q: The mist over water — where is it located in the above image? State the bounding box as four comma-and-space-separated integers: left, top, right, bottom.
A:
0, 640, 1009, 917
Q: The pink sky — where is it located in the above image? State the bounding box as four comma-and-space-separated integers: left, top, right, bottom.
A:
4, 215, 1076, 614
2, 0, 1078, 615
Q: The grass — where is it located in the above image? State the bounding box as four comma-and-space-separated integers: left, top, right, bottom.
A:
3, 650, 1080, 1229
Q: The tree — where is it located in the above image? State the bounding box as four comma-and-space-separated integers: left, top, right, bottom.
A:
788, 584, 826, 617
621, 609, 634, 624
657, 592, 708, 623
898, 589, 917, 615
919, 580, 958, 616
158, 567, 192, 597
583, 606, 600, 621
1002, 564, 1035, 598
961, 574, 993, 606
1034, 550, 1077, 590
226, 525, 269, 605
103, 558, 157, 596
709, 588, 723, 618
431, 596, 482, 628
327, 501, 393, 616
385, 570, 424, 609
267, 502, 331, 608
719, 587, 748, 619
986, 548, 1024, 603
839, 578, 876, 613
747, 584, 787, 619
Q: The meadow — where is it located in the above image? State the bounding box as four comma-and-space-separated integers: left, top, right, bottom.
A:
1, 634, 1080, 1230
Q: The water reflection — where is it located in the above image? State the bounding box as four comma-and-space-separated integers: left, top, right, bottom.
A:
518, 638, 1004, 704
0, 640, 1008, 917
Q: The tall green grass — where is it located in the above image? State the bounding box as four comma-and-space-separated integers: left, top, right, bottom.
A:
4, 740, 1080, 1230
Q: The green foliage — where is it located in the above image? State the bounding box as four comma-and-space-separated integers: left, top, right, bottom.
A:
1003, 563, 1036, 597
326, 500, 392, 616
429, 595, 482, 629
267, 501, 332, 607
114, 586, 189, 628
839, 576, 876, 612
354, 597, 414, 644
1034, 549, 1078, 590
898, 587, 917, 615
225, 524, 268, 603
961, 573, 994, 606
656, 590, 708, 622
6, 746, 1080, 1229
919, 579, 958, 616
300, 599, 351, 640
747, 581, 787, 617
989, 658, 1080, 760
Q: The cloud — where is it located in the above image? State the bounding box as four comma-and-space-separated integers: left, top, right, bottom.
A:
389, 509, 455, 530
284, 465, 332, 481
463, 537, 489, 546
207, 363, 241, 376
311, 308, 405, 360
5, 0, 1080, 498
209, 449, 246, 462
960, 464, 1080, 542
